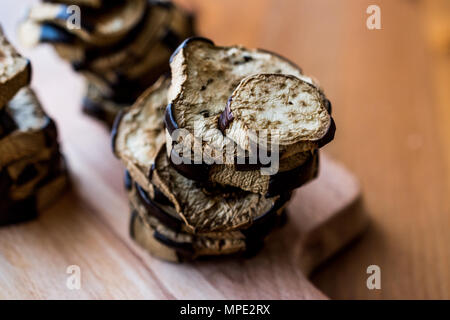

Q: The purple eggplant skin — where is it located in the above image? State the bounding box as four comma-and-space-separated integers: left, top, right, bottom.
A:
164, 103, 178, 134
135, 182, 181, 231
168, 141, 319, 197
43, 117, 59, 147
218, 96, 234, 133
135, 182, 290, 241
265, 150, 319, 198
129, 209, 138, 238
129, 209, 194, 262
82, 97, 108, 124
25, 59, 32, 86
124, 170, 132, 191
316, 118, 336, 148
110, 108, 126, 157
129, 189, 291, 262
169, 36, 215, 64
153, 229, 195, 256
168, 148, 210, 181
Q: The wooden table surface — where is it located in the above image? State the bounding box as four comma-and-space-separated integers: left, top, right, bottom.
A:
1, 0, 449, 299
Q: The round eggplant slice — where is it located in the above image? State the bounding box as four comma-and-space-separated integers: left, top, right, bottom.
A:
82, 81, 128, 127
27, 0, 147, 46
221, 74, 331, 149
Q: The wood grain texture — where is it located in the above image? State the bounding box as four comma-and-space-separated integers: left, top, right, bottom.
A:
1, 0, 449, 299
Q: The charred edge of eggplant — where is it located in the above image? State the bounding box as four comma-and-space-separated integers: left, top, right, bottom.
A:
153, 229, 195, 258
130, 210, 191, 262
168, 148, 210, 182
243, 209, 289, 257
124, 170, 132, 191
43, 117, 58, 147
140, 172, 174, 207
169, 36, 214, 63
25, 59, 33, 86
243, 192, 290, 237
152, 184, 174, 207
317, 118, 336, 148
110, 108, 126, 157
82, 97, 107, 121
135, 183, 181, 231
243, 209, 277, 239
148, 163, 155, 181
129, 209, 138, 239
265, 150, 319, 198
324, 98, 332, 115
218, 96, 234, 133
164, 103, 178, 134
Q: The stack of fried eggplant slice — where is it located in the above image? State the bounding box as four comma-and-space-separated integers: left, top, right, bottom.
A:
112, 38, 336, 262
0, 27, 67, 226
19, 0, 195, 126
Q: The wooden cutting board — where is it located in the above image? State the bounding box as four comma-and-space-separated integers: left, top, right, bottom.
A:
0, 19, 367, 300
0, 143, 366, 299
